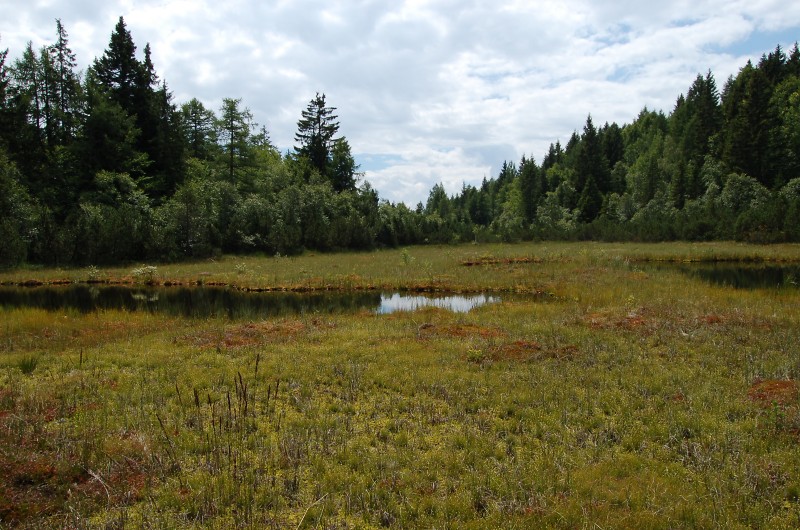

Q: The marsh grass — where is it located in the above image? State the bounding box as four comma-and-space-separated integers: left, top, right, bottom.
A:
0, 242, 799, 528
3, 241, 800, 292
16, 354, 39, 375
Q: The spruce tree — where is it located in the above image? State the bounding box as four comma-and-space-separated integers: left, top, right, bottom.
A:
576, 115, 610, 193
295, 92, 339, 178
92, 17, 140, 115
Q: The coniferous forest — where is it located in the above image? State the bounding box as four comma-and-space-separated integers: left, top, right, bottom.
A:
1, 18, 800, 267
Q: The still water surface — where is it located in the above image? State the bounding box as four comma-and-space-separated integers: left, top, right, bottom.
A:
665, 263, 800, 289
0, 285, 501, 318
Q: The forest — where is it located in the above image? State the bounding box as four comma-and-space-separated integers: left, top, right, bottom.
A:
1, 17, 799, 267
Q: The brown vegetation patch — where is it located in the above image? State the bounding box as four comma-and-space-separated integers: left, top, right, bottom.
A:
461, 256, 542, 267
748, 380, 798, 407
0, 389, 149, 525
75, 321, 141, 344
585, 309, 656, 333
190, 319, 307, 350
418, 323, 506, 339
698, 314, 725, 325
470, 341, 579, 364
670, 392, 687, 403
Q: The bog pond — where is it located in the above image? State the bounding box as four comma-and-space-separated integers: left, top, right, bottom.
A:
0, 263, 796, 319
661, 262, 800, 289
0, 284, 502, 318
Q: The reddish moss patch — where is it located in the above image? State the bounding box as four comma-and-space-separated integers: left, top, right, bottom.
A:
491, 340, 542, 361
0, 412, 154, 526
698, 314, 725, 325
190, 319, 308, 350
473, 341, 579, 363
748, 380, 798, 407
585, 309, 656, 333
669, 392, 687, 403
418, 323, 506, 339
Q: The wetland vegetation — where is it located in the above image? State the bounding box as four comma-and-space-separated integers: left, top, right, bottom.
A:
2, 13, 799, 530
1, 241, 799, 528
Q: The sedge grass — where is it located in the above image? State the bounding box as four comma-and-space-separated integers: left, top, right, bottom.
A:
0, 241, 799, 528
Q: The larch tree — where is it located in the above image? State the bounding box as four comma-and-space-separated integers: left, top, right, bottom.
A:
181, 98, 218, 160
217, 97, 253, 182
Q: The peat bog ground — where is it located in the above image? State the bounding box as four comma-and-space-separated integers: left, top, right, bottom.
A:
1, 242, 799, 528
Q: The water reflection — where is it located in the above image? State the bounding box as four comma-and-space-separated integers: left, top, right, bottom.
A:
0, 285, 501, 318
666, 263, 800, 289
377, 293, 500, 314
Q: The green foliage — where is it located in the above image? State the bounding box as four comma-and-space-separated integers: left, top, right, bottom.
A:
0, 151, 33, 267
17, 354, 39, 375
217, 97, 254, 183
533, 190, 577, 238
2, 23, 800, 268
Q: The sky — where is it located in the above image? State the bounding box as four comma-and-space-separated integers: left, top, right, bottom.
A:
2, 1, 799, 206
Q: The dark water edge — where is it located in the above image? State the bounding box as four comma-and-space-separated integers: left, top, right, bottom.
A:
656, 263, 800, 289
0, 285, 502, 318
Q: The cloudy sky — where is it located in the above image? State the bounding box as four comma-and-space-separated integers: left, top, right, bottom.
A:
2, 1, 799, 206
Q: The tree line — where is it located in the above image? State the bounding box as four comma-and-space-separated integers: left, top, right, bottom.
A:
419, 45, 800, 245
1, 18, 799, 267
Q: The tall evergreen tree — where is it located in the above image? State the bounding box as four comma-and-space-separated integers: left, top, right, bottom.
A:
294, 92, 339, 178
576, 115, 610, 195
217, 97, 253, 182
329, 137, 359, 192
518, 155, 543, 224
721, 62, 773, 186
600, 122, 624, 170
50, 19, 81, 143
181, 98, 218, 159
577, 173, 603, 222
92, 17, 140, 115
147, 81, 185, 198
542, 141, 563, 171
12, 43, 45, 141
92, 18, 184, 198
670, 71, 722, 199
0, 43, 11, 151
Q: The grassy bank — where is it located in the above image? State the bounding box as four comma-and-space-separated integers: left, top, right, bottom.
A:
1, 242, 799, 528
3, 241, 800, 293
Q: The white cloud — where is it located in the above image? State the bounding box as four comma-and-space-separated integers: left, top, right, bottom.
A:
1, 0, 797, 206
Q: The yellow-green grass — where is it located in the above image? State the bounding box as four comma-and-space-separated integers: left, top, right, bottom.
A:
3, 241, 800, 293
1, 242, 799, 528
